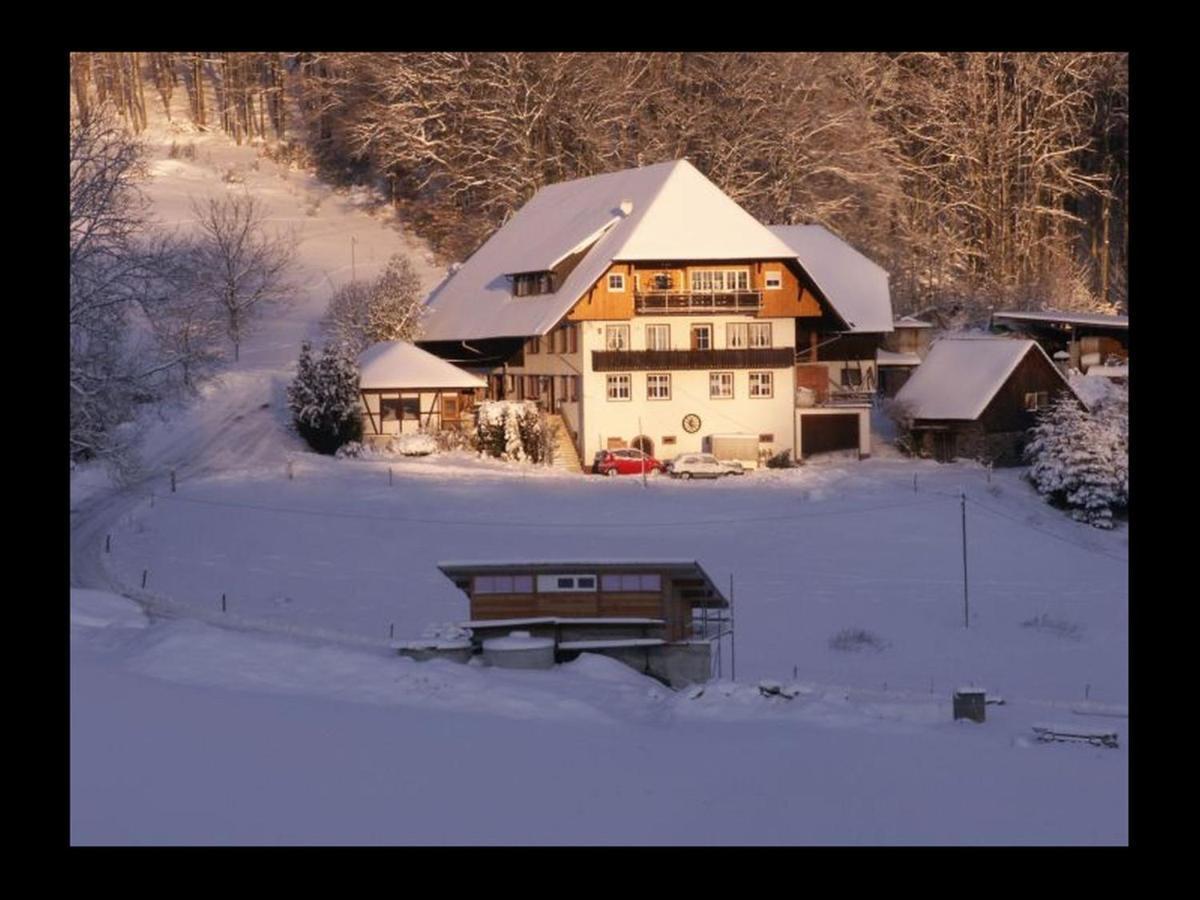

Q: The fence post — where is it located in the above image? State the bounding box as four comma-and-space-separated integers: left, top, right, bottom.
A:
171, 469, 176, 493
222, 593, 227, 613
141, 569, 148, 589
105, 534, 111, 554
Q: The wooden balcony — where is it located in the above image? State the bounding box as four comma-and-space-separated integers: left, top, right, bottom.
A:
634, 291, 762, 315
592, 348, 795, 372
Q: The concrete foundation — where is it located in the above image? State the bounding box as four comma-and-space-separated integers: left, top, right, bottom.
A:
561, 641, 713, 689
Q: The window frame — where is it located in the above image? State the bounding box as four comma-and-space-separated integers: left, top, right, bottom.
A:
726, 322, 749, 349
646, 373, 672, 401
749, 370, 774, 398
607, 272, 626, 293
709, 371, 735, 399
764, 270, 783, 291
691, 324, 713, 351
605, 324, 631, 351
645, 324, 671, 351
690, 268, 750, 293
606, 373, 632, 401
749, 322, 772, 348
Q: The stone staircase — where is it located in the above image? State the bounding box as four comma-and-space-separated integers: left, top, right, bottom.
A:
546, 413, 585, 474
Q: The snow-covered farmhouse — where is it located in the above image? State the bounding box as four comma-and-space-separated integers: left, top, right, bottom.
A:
416, 160, 896, 468
357, 340, 486, 446
434, 559, 730, 687
894, 337, 1084, 464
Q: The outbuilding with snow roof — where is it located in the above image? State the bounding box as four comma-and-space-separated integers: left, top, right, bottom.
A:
356, 341, 485, 446
893, 337, 1085, 465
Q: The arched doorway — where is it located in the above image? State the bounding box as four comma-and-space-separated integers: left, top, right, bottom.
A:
631, 435, 654, 457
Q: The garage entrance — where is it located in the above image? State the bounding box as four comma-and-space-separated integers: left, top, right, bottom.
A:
800, 413, 860, 457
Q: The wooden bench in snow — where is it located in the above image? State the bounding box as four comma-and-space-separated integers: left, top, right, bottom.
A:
1032, 723, 1119, 749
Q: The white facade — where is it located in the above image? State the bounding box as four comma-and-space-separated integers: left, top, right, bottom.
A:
502, 314, 798, 465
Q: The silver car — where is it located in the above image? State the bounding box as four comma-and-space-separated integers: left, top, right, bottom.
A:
667, 453, 745, 479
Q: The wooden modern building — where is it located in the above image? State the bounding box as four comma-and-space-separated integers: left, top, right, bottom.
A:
894, 338, 1084, 465
416, 160, 897, 468
435, 559, 731, 686
357, 340, 486, 447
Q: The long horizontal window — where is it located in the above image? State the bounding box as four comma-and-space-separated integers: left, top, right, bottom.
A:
475, 575, 534, 594
600, 573, 663, 592
691, 269, 750, 292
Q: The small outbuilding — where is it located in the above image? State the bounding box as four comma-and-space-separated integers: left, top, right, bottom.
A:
893, 337, 1084, 465
989, 309, 1128, 374
435, 559, 731, 687
358, 341, 486, 447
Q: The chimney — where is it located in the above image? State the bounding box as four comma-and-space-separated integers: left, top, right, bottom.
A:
618, 199, 634, 216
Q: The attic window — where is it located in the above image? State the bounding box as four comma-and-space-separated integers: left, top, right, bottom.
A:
764, 271, 783, 290
513, 272, 553, 297
608, 273, 626, 292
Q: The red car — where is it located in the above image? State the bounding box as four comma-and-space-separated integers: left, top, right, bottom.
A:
592, 448, 666, 476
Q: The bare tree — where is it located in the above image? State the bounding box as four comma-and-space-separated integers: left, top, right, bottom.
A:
325, 252, 424, 352
190, 194, 296, 361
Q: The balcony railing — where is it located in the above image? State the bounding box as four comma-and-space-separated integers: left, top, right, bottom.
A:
592, 348, 795, 372
634, 290, 762, 315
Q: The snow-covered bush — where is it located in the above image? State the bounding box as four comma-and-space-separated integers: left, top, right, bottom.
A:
335, 440, 366, 459
287, 341, 363, 455
1020, 613, 1084, 641
765, 449, 798, 469
1025, 386, 1127, 528
474, 400, 548, 462
393, 433, 437, 456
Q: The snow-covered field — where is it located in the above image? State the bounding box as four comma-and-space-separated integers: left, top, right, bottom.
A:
70, 104, 1128, 846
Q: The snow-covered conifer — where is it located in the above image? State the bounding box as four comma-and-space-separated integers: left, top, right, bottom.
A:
1026, 388, 1127, 528
288, 341, 363, 454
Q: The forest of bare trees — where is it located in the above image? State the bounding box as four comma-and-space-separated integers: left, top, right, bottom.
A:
70, 51, 1128, 321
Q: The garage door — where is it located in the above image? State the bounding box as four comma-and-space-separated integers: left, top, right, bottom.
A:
800, 414, 860, 457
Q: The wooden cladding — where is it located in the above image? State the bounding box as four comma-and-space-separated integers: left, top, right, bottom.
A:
592, 347, 795, 372
470, 592, 664, 622
567, 261, 824, 322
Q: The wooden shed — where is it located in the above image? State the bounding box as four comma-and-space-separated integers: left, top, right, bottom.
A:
894, 338, 1085, 465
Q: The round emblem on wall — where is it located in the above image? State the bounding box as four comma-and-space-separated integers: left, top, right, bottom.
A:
682, 414, 702, 434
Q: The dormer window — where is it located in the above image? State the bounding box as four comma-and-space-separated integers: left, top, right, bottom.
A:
512, 271, 554, 297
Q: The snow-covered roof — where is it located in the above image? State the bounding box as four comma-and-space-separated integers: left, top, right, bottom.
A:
420, 160, 800, 342
894, 315, 934, 329
894, 338, 1078, 420
991, 310, 1129, 330
357, 341, 486, 390
876, 349, 923, 367
1087, 365, 1129, 379
768, 224, 894, 333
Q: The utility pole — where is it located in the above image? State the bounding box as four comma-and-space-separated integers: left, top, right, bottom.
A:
729, 572, 736, 681
638, 417, 647, 487
961, 491, 969, 629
